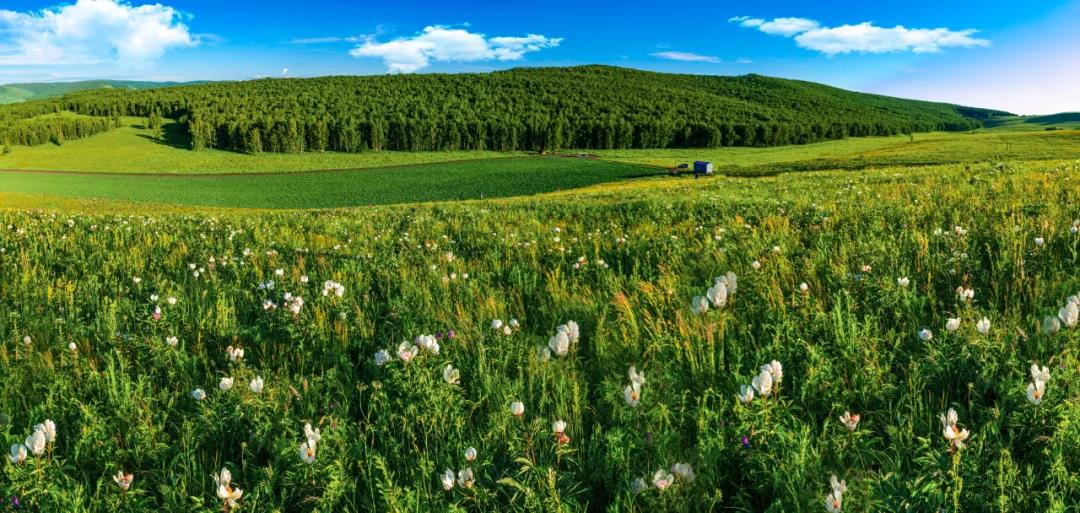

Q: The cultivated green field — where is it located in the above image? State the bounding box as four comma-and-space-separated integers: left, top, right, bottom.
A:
0, 157, 656, 208
2, 157, 1079, 512
0, 117, 522, 174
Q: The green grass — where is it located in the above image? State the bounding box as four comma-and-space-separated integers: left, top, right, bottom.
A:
0, 157, 657, 208
593, 130, 1080, 174
983, 113, 1080, 131
1, 159, 1079, 511
0, 117, 523, 173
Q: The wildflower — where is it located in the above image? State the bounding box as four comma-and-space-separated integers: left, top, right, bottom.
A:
443, 364, 460, 385
536, 346, 552, 362
945, 318, 960, 332
749, 260, 762, 272
152, 306, 161, 321
34, 420, 55, 444
24, 431, 45, 456
1027, 363, 1050, 405
464, 447, 477, 462
304, 423, 322, 445
737, 384, 755, 403
299, 440, 316, 464
415, 334, 440, 355
652, 469, 675, 490
953, 225, 966, 236
441, 469, 456, 491
897, 277, 910, 288
22, 335, 31, 346
374, 349, 391, 366
956, 286, 974, 302
800, 282, 810, 294
552, 420, 567, 435
825, 474, 846, 512
548, 330, 570, 356
707, 281, 728, 308
457, 468, 475, 488
167, 296, 177, 306
510, 401, 525, 417
192, 388, 206, 401
631, 477, 649, 493
508, 319, 520, 329
322, 280, 345, 297
8, 444, 26, 464
396, 341, 418, 362
285, 294, 304, 315
113, 471, 134, 491
1034, 237, 1045, 246
491, 319, 504, 330
762, 360, 782, 384
219, 377, 234, 391
839, 412, 860, 432
214, 467, 243, 509
629, 366, 645, 388
918, 328, 933, 341
671, 463, 696, 482
752, 369, 773, 397
274, 269, 285, 277
1059, 302, 1079, 327
300, 275, 309, 284
976, 317, 991, 335
248, 375, 265, 393
691, 295, 709, 314
558, 321, 580, 343
226, 345, 244, 362
940, 408, 970, 451
861, 264, 872, 273
624, 384, 641, 407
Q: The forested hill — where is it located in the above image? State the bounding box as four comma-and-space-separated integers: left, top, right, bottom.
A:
0, 66, 1008, 152
0, 80, 203, 105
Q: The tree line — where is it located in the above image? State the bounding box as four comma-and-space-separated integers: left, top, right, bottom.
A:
0, 66, 999, 153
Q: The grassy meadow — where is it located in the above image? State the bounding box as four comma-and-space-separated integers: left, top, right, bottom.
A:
1, 156, 1079, 511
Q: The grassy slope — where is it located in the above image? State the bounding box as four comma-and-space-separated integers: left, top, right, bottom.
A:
0, 117, 523, 173
594, 130, 1080, 170
0, 79, 203, 104
0, 157, 657, 208
982, 113, 1080, 131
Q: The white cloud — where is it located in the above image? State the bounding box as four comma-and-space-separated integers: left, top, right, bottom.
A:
730, 15, 989, 55
651, 51, 721, 63
281, 67, 289, 76
349, 25, 561, 73
0, 0, 195, 67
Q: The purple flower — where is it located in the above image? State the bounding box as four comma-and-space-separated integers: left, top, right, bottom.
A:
11, 496, 20, 508
447, 329, 456, 340
741, 435, 750, 449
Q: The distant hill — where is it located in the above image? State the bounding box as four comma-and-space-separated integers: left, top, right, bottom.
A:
0, 80, 205, 105
1, 66, 1010, 152
984, 112, 1080, 131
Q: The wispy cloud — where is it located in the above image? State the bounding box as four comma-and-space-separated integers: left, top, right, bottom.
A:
651, 51, 720, 63
730, 15, 989, 55
290, 36, 363, 45
349, 25, 562, 73
0, 0, 196, 66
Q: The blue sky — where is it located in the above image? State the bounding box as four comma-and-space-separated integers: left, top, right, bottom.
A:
0, 0, 1077, 114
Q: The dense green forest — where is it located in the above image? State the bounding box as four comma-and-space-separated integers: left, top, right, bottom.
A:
0, 79, 204, 105
0, 66, 1008, 152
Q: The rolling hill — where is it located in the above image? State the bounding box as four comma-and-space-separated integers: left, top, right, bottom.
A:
0, 79, 204, 105
1, 66, 1010, 152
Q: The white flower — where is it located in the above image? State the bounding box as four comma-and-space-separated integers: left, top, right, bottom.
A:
457, 467, 475, 488
304, 422, 322, 445
25, 430, 45, 456
491, 319, 504, 330
113, 470, 134, 491
1044, 316, 1062, 334
34, 419, 56, 443
249, 376, 264, 394
671, 463, 695, 482
762, 360, 783, 384
552, 420, 567, 434
1027, 381, 1046, 405
374, 349, 391, 366
976, 317, 991, 335
192, 388, 206, 401
825, 489, 843, 512
945, 318, 960, 332
510, 401, 525, 417
558, 321, 580, 343
691, 295, 710, 314
274, 269, 285, 277
300, 275, 309, 284
441, 469, 456, 491
464, 446, 477, 462
706, 281, 728, 308
751, 260, 761, 270
628, 366, 646, 388
22, 335, 31, 346
509, 318, 520, 329
1031, 363, 1051, 385
800, 282, 810, 294
415, 334, 440, 355
215, 467, 243, 508
68, 342, 77, 353
322, 280, 345, 297
752, 369, 773, 397
536, 346, 551, 363
167, 296, 177, 306
1059, 302, 1079, 327
631, 477, 648, 493
956, 286, 975, 302
443, 364, 460, 385
548, 331, 570, 356
737, 384, 755, 403
226, 345, 244, 362
1034, 237, 1045, 246
839, 412, 860, 432
299, 440, 317, 464
940, 408, 970, 450
502, 325, 512, 336
624, 383, 641, 407
918, 328, 933, 341
8, 444, 26, 464
652, 469, 675, 490
396, 341, 418, 362
897, 277, 910, 288
219, 377, 234, 391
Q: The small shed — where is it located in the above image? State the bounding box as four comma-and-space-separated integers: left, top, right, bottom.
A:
693, 161, 714, 175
